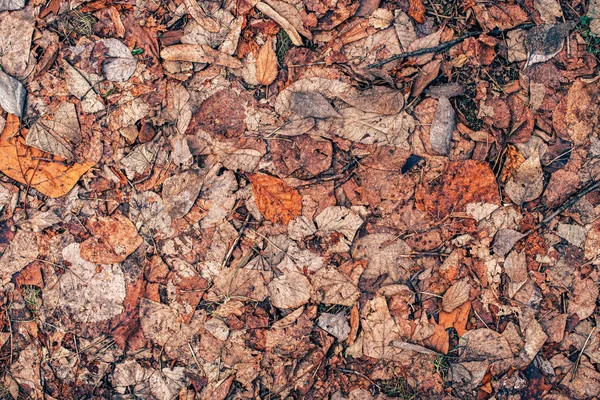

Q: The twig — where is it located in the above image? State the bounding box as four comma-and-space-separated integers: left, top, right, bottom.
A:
525, 179, 600, 236
368, 23, 535, 69
571, 325, 596, 380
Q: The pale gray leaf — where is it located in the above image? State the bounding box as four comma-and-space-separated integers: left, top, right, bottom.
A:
317, 312, 350, 341
26, 102, 81, 160
0, 69, 25, 117
493, 229, 524, 257
290, 92, 341, 119
0, 0, 25, 11
100, 38, 137, 82
430, 96, 455, 155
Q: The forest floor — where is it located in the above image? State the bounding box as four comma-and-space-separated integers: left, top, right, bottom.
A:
1, 0, 600, 399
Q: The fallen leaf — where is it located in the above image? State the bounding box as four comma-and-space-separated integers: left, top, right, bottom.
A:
80, 213, 143, 264
268, 271, 312, 309
312, 267, 361, 306
100, 38, 137, 82
317, 312, 350, 341
407, 0, 425, 23
183, 0, 219, 33
0, 69, 26, 117
315, 206, 363, 243
568, 277, 598, 320
407, 29, 443, 65
255, 1, 303, 46
43, 243, 126, 323
504, 153, 545, 205
0, 9, 35, 77
518, 319, 547, 366
248, 173, 302, 225
492, 229, 524, 257
0, 231, 38, 285
394, 10, 417, 50
524, 22, 573, 68
533, 0, 564, 23
442, 279, 470, 313
0, 0, 24, 10
459, 328, 513, 367
439, 301, 471, 336
290, 92, 341, 119
160, 44, 243, 68
369, 8, 394, 29
0, 114, 94, 198
411, 58, 441, 98
256, 38, 278, 85
26, 102, 81, 160
161, 170, 203, 218
429, 96, 455, 155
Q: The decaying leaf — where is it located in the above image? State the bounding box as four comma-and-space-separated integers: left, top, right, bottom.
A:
256, 37, 278, 85
317, 312, 350, 341
0, 9, 35, 77
0, 114, 94, 198
0, 231, 38, 285
442, 279, 470, 313
524, 22, 574, 68
290, 92, 341, 119
161, 170, 203, 218
312, 267, 361, 306
248, 173, 302, 225
255, 2, 303, 46
568, 277, 599, 320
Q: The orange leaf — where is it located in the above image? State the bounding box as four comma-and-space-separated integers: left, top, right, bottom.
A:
256, 38, 278, 86
0, 114, 94, 198
439, 301, 471, 337
346, 304, 359, 345
248, 173, 302, 225
423, 316, 449, 354
408, 0, 426, 24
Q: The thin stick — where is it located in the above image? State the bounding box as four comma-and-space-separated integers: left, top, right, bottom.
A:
571, 325, 596, 380
368, 23, 535, 69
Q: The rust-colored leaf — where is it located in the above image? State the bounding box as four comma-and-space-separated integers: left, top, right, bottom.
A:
408, 0, 426, 23
248, 173, 302, 225
439, 301, 471, 337
0, 114, 94, 198
256, 37, 278, 85
423, 317, 449, 354
80, 213, 143, 264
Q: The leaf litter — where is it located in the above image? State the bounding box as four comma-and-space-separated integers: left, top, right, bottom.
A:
0, 0, 600, 399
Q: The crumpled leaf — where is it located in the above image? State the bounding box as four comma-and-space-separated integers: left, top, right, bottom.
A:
354, 233, 412, 282
80, 213, 143, 264
100, 38, 137, 82
429, 96, 455, 155
0, 69, 26, 117
518, 319, 547, 366
268, 271, 312, 309
0, 114, 94, 198
317, 312, 350, 341
0, 231, 38, 285
129, 191, 173, 239
442, 279, 470, 312
504, 154, 544, 205
248, 173, 302, 225
26, 102, 81, 160
43, 243, 126, 323
256, 37, 278, 85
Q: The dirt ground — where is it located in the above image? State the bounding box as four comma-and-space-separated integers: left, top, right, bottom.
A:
1, 0, 600, 398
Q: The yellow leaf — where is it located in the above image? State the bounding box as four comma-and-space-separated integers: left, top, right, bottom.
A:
256, 38, 278, 86
0, 114, 93, 198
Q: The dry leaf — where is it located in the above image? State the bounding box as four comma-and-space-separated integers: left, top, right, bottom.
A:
268, 271, 312, 309
248, 173, 302, 225
407, 0, 426, 23
407, 29, 443, 65
0, 69, 26, 117
568, 277, 599, 320
0, 0, 24, 10
439, 301, 471, 336
442, 279, 470, 312
0, 114, 94, 198
0, 9, 35, 77
533, 0, 564, 23
80, 213, 143, 264
183, 0, 219, 33
160, 44, 243, 68
312, 267, 361, 306
504, 153, 544, 205
255, 2, 303, 46
26, 102, 81, 160
0, 231, 38, 285
100, 39, 137, 82
394, 10, 417, 50
429, 96, 455, 155
411, 59, 441, 98
290, 92, 341, 119
317, 313, 350, 341
256, 38, 278, 85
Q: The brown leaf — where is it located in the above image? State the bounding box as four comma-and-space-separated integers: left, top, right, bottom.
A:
248, 173, 302, 225
182, 0, 219, 32
429, 96, 455, 155
80, 213, 143, 264
442, 279, 471, 313
423, 318, 449, 354
256, 38, 278, 85
0, 114, 94, 198
504, 153, 544, 205
439, 301, 471, 336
